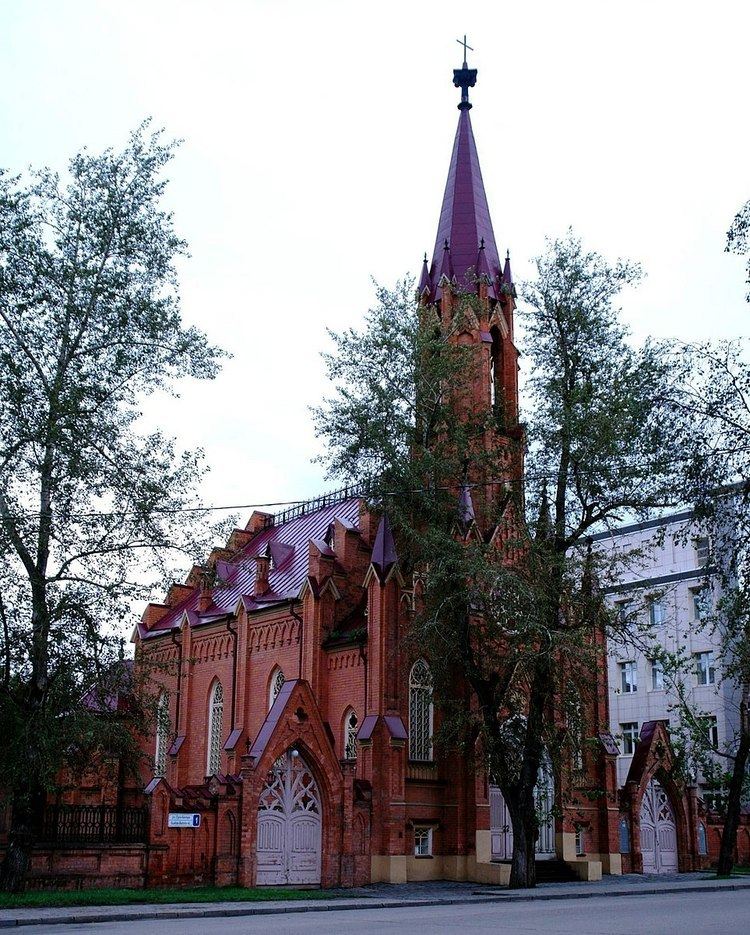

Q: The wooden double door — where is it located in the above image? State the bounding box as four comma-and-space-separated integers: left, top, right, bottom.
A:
256, 750, 322, 885
639, 779, 678, 874
490, 756, 556, 861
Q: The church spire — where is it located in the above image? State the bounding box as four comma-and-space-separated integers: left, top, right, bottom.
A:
425, 46, 501, 296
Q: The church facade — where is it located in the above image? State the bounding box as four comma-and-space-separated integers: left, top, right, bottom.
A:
10, 58, 745, 892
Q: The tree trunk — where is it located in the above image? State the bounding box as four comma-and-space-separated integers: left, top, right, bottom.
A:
717, 697, 750, 876
0, 796, 35, 893
507, 790, 538, 889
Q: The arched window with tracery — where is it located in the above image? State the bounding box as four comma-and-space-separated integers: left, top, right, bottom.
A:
409, 659, 433, 762
269, 667, 285, 709
206, 680, 224, 776
154, 691, 169, 778
344, 709, 358, 760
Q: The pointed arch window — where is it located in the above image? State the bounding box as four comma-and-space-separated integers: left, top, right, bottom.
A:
269, 667, 285, 709
154, 692, 169, 778
490, 327, 504, 415
344, 709, 358, 760
207, 681, 224, 776
409, 659, 433, 762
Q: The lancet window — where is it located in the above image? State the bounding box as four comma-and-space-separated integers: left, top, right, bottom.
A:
409, 659, 433, 762
154, 692, 169, 778
344, 709, 358, 760
269, 667, 285, 709
207, 680, 224, 776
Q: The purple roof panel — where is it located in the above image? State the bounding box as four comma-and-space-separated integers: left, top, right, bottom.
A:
383, 715, 407, 740
356, 714, 379, 742
143, 498, 361, 639
429, 109, 501, 294
248, 679, 298, 760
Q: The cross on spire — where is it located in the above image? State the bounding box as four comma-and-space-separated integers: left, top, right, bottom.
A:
453, 35, 477, 110
456, 34, 473, 68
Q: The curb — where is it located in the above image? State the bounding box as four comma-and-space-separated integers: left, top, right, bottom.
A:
1, 880, 749, 928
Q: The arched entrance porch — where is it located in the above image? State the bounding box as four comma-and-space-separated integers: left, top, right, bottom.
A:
256, 748, 322, 885
638, 777, 678, 874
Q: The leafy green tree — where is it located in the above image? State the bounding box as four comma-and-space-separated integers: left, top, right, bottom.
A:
670, 339, 750, 875
314, 232, 682, 887
0, 123, 225, 890
727, 199, 750, 300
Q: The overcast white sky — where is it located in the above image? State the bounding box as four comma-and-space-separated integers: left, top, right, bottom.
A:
2, 0, 748, 519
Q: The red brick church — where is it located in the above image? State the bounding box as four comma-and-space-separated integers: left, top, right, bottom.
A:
15, 56, 744, 890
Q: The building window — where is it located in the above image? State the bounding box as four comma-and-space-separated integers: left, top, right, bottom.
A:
648, 599, 666, 627
615, 600, 630, 624
269, 667, 285, 709
700, 716, 719, 748
207, 681, 224, 776
620, 722, 639, 755
694, 537, 711, 566
691, 588, 711, 621
575, 827, 586, 856
697, 822, 708, 856
650, 659, 664, 691
620, 661, 638, 694
409, 659, 433, 762
344, 709, 358, 760
619, 818, 631, 853
414, 826, 433, 857
695, 652, 716, 686
154, 692, 169, 778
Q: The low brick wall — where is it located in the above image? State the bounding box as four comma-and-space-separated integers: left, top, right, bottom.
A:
0, 844, 148, 891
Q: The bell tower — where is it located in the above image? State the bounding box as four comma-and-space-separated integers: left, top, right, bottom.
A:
418, 46, 522, 531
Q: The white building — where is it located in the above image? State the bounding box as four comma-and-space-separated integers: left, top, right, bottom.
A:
592, 509, 740, 791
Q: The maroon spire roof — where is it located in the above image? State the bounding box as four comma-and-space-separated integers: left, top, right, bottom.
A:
371, 514, 398, 582
418, 253, 430, 295
428, 104, 501, 295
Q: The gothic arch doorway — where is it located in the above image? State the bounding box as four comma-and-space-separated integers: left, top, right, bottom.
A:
639, 778, 678, 874
256, 749, 322, 885
490, 752, 556, 860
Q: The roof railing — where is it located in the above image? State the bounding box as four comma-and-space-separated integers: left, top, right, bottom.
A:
261, 480, 372, 529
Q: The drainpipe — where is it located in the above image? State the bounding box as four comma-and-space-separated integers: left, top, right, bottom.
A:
359, 641, 368, 719
225, 616, 238, 731
289, 600, 303, 679
170, 628, 183, 737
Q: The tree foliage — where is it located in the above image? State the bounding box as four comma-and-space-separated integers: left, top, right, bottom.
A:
315, 232, 682, 887
0, 123, 225, 889
669, 338, 750, 874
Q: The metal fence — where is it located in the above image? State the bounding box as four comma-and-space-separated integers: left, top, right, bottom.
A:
37, 804, 148, 845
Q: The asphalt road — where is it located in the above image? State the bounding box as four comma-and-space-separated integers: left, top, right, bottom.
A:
20, 889, 750, 935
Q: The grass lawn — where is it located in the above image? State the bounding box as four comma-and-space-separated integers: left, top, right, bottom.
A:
0, 885, 339, 910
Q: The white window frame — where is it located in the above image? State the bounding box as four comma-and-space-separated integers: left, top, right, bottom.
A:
620, 721, 639, 756
695, 651, 715, 686
206, 681, 224, 776
694, 537, 711, 566
700, 716, 719, 748
691, 587, 710, 621
408, 659, 434, 762
650, 659, 664, 691
620, 660, 638, 694
414, 826, 433, 857
648, 599, 666, 627
575, 826, 585, 856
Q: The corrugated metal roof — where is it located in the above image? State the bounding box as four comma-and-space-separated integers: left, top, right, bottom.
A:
143, 497, 361, 640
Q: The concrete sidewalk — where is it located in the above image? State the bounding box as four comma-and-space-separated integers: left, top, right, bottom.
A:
1, 873, 749, 929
